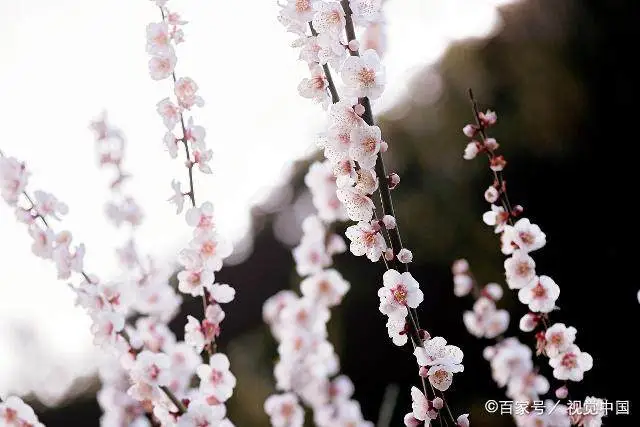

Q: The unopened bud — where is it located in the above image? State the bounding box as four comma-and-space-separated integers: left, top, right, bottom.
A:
388, 173, 400, 190
555, 386, 568, 399
354, 103, 365, 116
348, 39, 360, 52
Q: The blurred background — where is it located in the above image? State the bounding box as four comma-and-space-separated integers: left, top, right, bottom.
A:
0, 0, 638, 425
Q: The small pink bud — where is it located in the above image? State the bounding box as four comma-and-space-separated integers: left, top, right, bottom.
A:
463, 124, 477, 138
512, 205, 524, 216
388, 173, 400, 190
382, 215, 396, 229
555, 386, 568, 399
348, 39, 360, 52
483, 283, 503, 301
419, 366, 429, 377
451, 259, 469, 275
419, 329, 431, 342
457, 414, 470, 427
484, 186, 499, 203
354, 103, 365, 116
384, 248, 394, 261
397, 248, 413, 264
432, 397, 444, 410
484, 137, 499, 151
490, 155, 506, 172
463, 142, 480, 160
519, 313, 539, 332
479, 110, 497, 126
380, 141, 389, 152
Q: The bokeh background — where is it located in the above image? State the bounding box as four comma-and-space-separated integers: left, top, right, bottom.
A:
1, 0, 638, 425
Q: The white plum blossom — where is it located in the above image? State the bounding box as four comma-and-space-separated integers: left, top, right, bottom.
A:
349, 0, 382, 24
549, 344, 593, 382
176, 401, 227, 427
378, 269, 423, 320
264, 393, 304, 427
281, 0, 317, 24
463, 142, 479, 160
91, 310, 125, 348
189, 231, 232, 272
336, 187, 375, 222
146, 22, 171, 54
157, 98, 181, 130
148, 50, 177, 80
409, 386, 431, 422
312, 1, 346, 35
453, 273, 473, 297
33, 190, 68, 220
501, 218, 546, 255
518, 275, 560, 313
300, 269, 350, 307
349, 124, 381, 169
196, 353, 237, 404
482, 204, 509, 233
544, 323, 577, 357
174, 77, 204, 109
298, 64, 330, 107
168, 180, 186, 214
341, 49, 386, 99
386, 317, 408, 346
462, 297, 509, 339
0, 156, 29, 205
345, 221, 386, 262
518, 313, 539, 332
504, 250, 536, 289
128, 351, 171, 401
0, 396, 44, 427
414, 336, 464, 391
186, 201, 215, 232
397, 248, 413, 264
177, 266, 214, 297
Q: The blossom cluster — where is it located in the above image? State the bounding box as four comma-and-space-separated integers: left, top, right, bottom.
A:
462, 108, 593, 387
264, 160, 371, 426
145, 0, 237, 424
277, 1, 468, 425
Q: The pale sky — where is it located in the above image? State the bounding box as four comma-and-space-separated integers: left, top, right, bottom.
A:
0, 0, 519, 406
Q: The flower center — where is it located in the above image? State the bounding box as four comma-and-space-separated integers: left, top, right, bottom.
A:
209, 369, 223, 384
519, 231, 535, 246
532, 282, 547, 298
516, 261, 531, 277
318, 280, 331, 294
364, 137, 377, 152
295, 0, 311, 12
561, 352, 577, 369
358, 68, 376, 87
281, 403, 294, 418
202, 241, 217, 256
392, 285, 408, 304
550, 333, 563, 346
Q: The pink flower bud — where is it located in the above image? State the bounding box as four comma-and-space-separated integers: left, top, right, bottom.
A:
388, 173, 400, 190
384, 248, 394, 261
432, 397, 444, 409
512, 205, 524, 216
419, 366, 429, 377
354, 103, 365, 116
463, 142, 480, 160
484, 137, 499, 151
479, 110, 497, 126
555, 385, 568, 399
451, 259, 469, 275
419, 329, 431, 342
490, 155, 506, 172
457, 414, 470, 427
483, 283, 503, 301
463, 124, 477, 138
484, 186, 499, 203
380, 141, 389, 152
519, 313, 539, 332
348, 39, 360, 52
397, 248, 413, 264
382, 215, 396, 229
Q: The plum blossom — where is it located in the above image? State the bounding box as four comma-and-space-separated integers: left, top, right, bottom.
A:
349, 124, 381, 169
186, 201, 215, 232
177, 265, 214, 297
264, 393, 304, 427
504, 250, 536, 289
196, 353, 237, 403
312, 1, 346, 35
300, 269, 350, 307
33, 190, 68, 220
91, 310, 125, 347
462, 297, 509, 339
157, 98, 181, 130
501, 218, 546, 255
349, 0, 382, 24
518, 275, 560, 313
168, 180, 186, 214
336, 187, 375, 222
174, 77, 204, 109
298, 64, 330, 107
128, 351, 171, 401
0, 156, 29, 205
409, 386, 433, 422
146, 22, 171, 54
378, 270, 423, 320
549, 344, 593, 381
148, 50, 177, 80
345, 221, 386, 262
544, 323, 577, 357
189, 231, 232, 271
0, 396, 44, 427
482, 204, 509, 233
341, 49, 386, 99
177, 401, 227, 427
386, 317, 408, 346
414, 337, 464, 391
